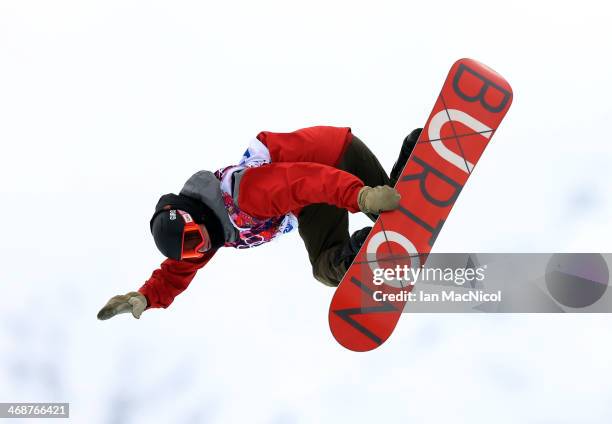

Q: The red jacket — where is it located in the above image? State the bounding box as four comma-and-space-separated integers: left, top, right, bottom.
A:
139, 126, 363, 309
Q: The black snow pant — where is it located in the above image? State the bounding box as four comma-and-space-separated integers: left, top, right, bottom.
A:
297, 135, 392, 287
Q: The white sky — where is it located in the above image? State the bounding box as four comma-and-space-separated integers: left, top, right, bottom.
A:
1, 1, 612, 423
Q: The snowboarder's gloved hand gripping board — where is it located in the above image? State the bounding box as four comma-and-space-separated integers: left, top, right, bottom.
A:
358, 186, 401, 214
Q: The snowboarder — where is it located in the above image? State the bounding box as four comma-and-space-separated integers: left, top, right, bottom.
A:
97, 126, 421, 320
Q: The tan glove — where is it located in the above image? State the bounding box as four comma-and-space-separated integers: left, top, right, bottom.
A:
358, 185, 401, 214
97, 291, 148, 320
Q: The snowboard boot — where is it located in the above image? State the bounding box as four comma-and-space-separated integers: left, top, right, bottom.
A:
334, 226, 373, 270
390, 128, 422, 186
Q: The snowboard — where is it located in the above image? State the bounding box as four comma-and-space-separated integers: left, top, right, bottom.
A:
328, 58, 513, 351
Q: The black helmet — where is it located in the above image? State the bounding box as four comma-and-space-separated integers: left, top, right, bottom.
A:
150, 193, 224, 259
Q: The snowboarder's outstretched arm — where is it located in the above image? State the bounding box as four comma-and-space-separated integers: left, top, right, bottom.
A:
97, 251, 215, 320
237, 162, 400, 218
138, 252, 215, 308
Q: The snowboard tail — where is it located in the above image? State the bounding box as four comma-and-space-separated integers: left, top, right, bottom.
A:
328, 58, 513, 352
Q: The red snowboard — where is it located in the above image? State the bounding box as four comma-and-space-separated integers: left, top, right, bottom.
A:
328, 58, 513, 351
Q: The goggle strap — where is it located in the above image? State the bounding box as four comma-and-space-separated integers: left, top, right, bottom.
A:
177, 210, 194, 224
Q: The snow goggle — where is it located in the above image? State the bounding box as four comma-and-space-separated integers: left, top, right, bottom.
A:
177, 210, 209, 260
